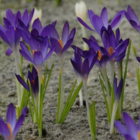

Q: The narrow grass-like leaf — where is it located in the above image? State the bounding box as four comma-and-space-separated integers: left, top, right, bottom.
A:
136, 66, 140, 101
59, 80, 77, 123
121, 40, 131, 111
99, 75, 111, 123
132, 45, 137, 56
18, 63, 25, 81
43, 63, 54, 98
28, 98, 34, 121
59, 81, 83, 123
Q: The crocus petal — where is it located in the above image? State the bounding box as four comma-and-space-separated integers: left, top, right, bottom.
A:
116, 28, 120, 44
32, 18, 42, 32
89, 53, 97, 71
13, 107, 27, 136
0, 28, 10, 46
62, 21, 69, 45
3, 18, 11, 29
33, 51, 43, 66
48, 25, 59, 40
15, 74, 29, 91
77, 17, 94, 31
127, 5, 139, 25
20, 50, 34, 64
71, 59, 82, 76
28, 8, 35, 26
123, 112, 138, 140
68, 28, 76, 40
21, 9, 28, 26
52, 20, 57, 27
92, 15, 104, 35
6, 47, 13, 55
6, 9, 15, 27
0, 119, 10, 137
115, 120, 128, 136
6, 103, 16, 131
88, 9, 94, 25
62, 38, 73, 53
136, 57, 140, 63
110, 10, 125, 29
101, 7, 108, 28
82, 58, 89, 77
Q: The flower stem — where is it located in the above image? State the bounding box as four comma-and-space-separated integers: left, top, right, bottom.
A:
78, 78, 83, 106
83, 80, 90, 124
110, 101, 118, 134
58, 58, 64, 121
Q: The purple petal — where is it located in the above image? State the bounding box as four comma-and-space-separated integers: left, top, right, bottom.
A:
20, 50, 34, 64
82, 58, 89, 77
116, 28, 120, 43
123, 112, 138, 140
20, 42, 32, 59
32, 18, 42, 33
6, 9, 15, 27
62, 38, 73, 53
77, 17, 94, 31
92, 15, 104, 35
88, 9, 95, 25
28, 8, 35, 26
48, 25, 59, 39
110, 10, 125, 29
3, 18, 11, 29
68, 28, 76, 40
71, 59, 82, 76
33, 51, 43, 66
115, 120, 127, 136
21, 9, 28, 26
136, 57, 140, 63
13, 107, 27, 136
15, 74, 29, 91
0, 119, 10, 137
101, 7, 108, 28
62, 21, 69, 46
127, 5, 139, 25
6, 47, 13, 55
89, 53, 97, 71
52, 20, 57, 27
6, 103, 16, 131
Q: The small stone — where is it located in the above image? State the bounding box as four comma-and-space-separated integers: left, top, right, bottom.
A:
7, 91, 16, 97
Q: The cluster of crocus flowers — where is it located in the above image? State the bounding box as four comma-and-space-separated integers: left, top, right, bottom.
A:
0, 8, 34, 118
0, 103, 26, 140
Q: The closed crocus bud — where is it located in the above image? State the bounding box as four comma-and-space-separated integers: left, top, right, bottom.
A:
75, 1, 87, 23
31, 8, 42, 25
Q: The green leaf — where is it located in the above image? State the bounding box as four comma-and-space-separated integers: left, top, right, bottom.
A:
59, 80, 77, 123
99, 75, 111, 123
43, 63, 54, 98
136, 66, 140, 101
59, 81, 83, 123
121, 40, 131, 111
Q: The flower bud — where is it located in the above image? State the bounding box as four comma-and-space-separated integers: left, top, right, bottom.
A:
75, 1, 87, 22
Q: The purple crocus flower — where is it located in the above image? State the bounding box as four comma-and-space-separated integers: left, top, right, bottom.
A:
115, 112, 140, 140
49, 21, 76, 58
0, 8, 34, 56
71, 46, 97, 81
83, 36, 110, 69
15, 66, 39, 97
114, 77, 123, 102
0, 103, 26, 140
77, 7, 125, 35
125, 5, 140, 33
17, 18, 57, 45
19, 35, 55, 72
101, 26, 129, 62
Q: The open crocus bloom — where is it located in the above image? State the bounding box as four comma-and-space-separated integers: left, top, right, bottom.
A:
115, 112, 140, 140
0, 103, 26, 140
125, 5, 140, 33
0, 8, 34, 56
71, 46, 97, 81
49, 21, 76, 58
77, 7, 125, 35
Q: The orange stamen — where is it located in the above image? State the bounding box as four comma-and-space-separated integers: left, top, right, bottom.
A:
138, 131, 140, 140
32, 49, 37, 55
97, 50, 102, 61
58, 39, 63, 48
108, 47, 114, 56
32, 80, 35, 84
7, 123, 12, 139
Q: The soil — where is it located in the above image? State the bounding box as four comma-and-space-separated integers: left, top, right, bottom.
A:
0, 0, 140, 140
